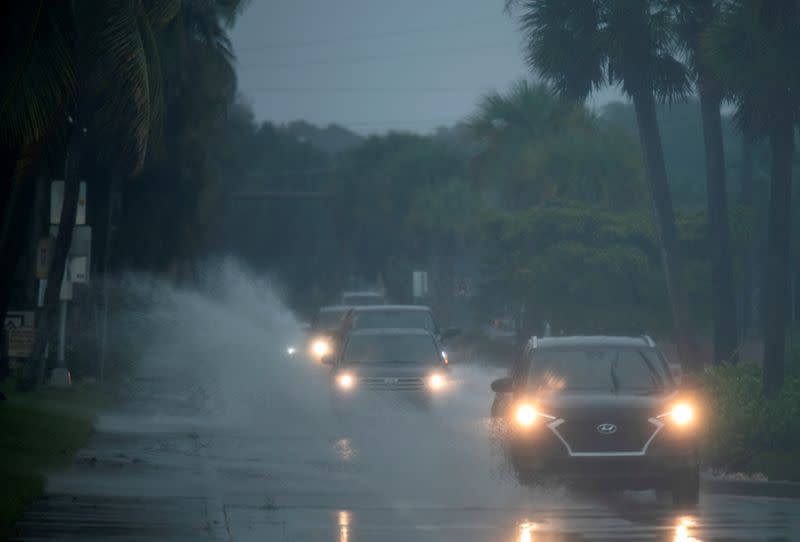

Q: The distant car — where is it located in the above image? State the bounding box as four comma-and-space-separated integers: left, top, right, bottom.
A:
340, 291, 386, 306
307, 305, 351, 361
340, 305, 460, 346
490, 335, 701, 505
326, 328, 449, 405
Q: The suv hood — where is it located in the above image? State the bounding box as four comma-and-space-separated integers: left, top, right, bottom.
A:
532, 391, 678, 421
337, 363, 442, 378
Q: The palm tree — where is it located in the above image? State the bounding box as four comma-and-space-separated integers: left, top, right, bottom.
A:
706, 0, 800, 396
1, 1, 180, 386
670, 0, 738, 364
507, 0, 699, 371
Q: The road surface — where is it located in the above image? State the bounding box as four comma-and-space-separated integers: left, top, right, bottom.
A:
11, 344, 800, 542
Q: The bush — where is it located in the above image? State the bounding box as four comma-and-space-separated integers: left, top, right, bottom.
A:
701, 363, 800, 480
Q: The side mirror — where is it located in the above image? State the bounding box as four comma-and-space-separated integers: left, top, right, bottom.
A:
441, 327, 462, 341
321, 355, 334, 366
490, 377, 513, 394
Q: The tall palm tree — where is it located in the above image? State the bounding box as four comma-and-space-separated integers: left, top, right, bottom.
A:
706, 0, 800, 396
507, 0, 699, 371
0, 1, 181, 386
670, 0, 738, 364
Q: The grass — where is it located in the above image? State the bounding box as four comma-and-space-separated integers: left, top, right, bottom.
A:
0, 379, 109, 540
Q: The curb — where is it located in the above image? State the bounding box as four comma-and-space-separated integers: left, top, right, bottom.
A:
701, 475, 800, 499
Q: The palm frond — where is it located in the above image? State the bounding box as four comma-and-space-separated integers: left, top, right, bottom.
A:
80, 0, 154, 174
0, 2, 76, 147
143, 0, 181, 27
517, 0, 606, 101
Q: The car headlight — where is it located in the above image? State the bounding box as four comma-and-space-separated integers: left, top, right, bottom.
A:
514, 403, 555, 428
311, 338, 331, 358
670, 402, 694, 425
336, 372, 355, 390
428, 373, 446, 391
658, 401, 695, 426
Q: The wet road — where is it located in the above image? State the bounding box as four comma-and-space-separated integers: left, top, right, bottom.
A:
12, 350, 800, 542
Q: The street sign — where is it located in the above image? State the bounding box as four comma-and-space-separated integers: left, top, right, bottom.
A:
50, 181, 87, 225
47, 225, 92, 285
4, 311, 35, 358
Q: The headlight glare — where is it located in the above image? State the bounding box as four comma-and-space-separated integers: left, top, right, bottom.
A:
337, 372, 354, 390
670, 402, 694, 425
428, 373, 445, 391
311, 338, 330, 358
515, 404, 537, 427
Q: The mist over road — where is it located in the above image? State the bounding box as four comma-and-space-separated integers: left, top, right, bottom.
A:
12, 263, 800, 541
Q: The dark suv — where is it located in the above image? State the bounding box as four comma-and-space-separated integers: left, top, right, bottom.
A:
490, 336, 700, 505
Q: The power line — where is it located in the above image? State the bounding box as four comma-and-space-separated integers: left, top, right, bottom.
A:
241, 86, 495, 94
235, 19, 508, 53
237, 42, 517, 70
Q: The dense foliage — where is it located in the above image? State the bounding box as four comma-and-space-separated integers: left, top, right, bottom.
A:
701, 363, 800, 480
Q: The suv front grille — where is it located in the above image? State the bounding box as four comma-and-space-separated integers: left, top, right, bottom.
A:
359, 377, 424, 390
552, 419, 659, 454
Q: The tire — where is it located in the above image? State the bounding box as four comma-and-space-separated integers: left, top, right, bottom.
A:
671, 467, 700, 506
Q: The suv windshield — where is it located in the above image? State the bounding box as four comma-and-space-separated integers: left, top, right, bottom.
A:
527, 348, 670, 393
343, 334, 440, 365
342, 294, 384, 305
313, 309, 347, 330
352, 310, 435, 332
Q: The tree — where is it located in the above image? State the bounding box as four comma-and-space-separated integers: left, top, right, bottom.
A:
706, 0, 800, 396
670, 0, 738, 364
508, 0, 699, 371
469, 80, 645, 212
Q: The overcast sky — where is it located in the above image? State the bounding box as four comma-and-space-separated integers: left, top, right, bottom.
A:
230, 0, 625, 135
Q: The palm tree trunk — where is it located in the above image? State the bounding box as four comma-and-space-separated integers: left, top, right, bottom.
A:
739, 124, 756, 338
30, 118, 86, 387
632, 90, 699, 372
762, 114, 794, 398
698, 82, 738, 364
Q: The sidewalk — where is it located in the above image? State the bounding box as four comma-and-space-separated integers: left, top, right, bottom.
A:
9, 375, 231, 541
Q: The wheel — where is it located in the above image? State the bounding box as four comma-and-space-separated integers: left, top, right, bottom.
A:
671, 467, 700, 506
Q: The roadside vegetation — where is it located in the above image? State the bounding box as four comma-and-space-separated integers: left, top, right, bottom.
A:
702, 361, 800, 481
0, 381, 109, 539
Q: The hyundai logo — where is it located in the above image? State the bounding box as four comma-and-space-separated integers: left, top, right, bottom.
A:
596, 423, 618, 435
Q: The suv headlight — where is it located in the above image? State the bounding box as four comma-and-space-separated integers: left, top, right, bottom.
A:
311, 338, 331, 358
336, 372, 355, 390
428, 373, 446, 391
514, 402, 556, 428
658, 402, 695, 426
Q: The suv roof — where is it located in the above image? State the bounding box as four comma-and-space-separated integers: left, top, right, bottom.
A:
528, 335, 656, 350
318, 305, 352, 313
348, 327, 435, 337
350, 305, 430, 312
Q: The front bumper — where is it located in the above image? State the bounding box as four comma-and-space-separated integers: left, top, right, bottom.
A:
507, 417, 698, 488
